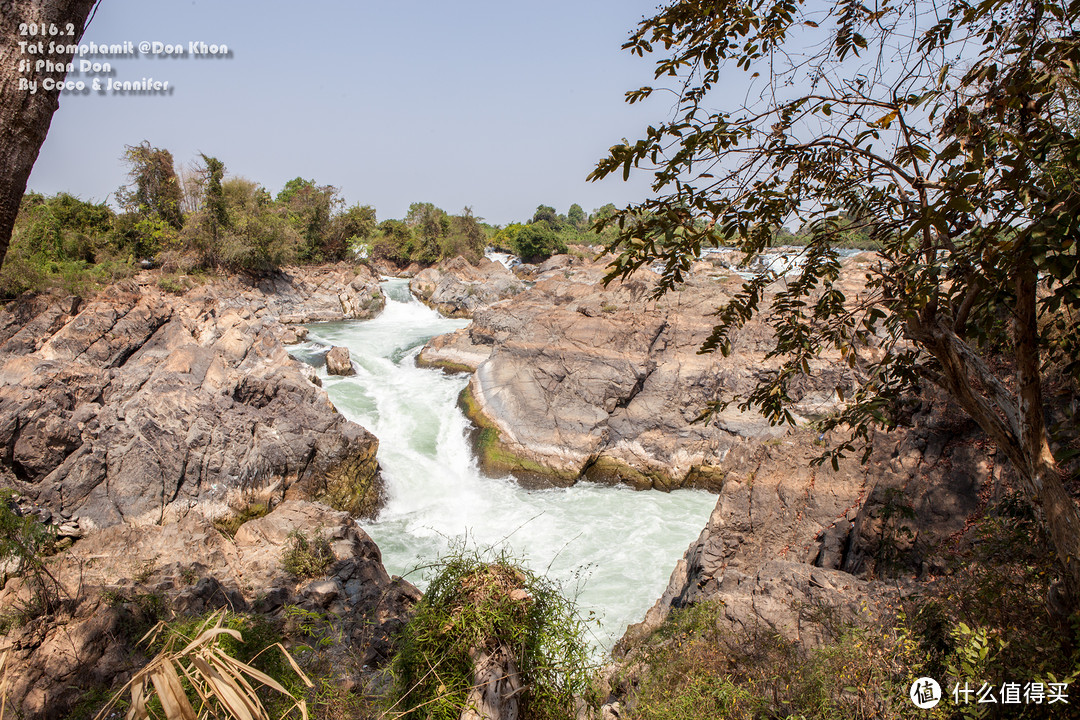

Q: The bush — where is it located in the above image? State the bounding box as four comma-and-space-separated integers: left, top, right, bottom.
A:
389, 549, 596, 720
513, 223, 567, 263
621, 491, 1080, 720
0, 489, 65, 619
281, 530, 333, 578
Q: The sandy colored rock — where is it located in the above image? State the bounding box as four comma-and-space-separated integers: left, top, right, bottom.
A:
0, 500, 420, 720
409, 255, 525, 318
325, 345, 355, 375
423, 254, 875, 488
0, 268, 385, 530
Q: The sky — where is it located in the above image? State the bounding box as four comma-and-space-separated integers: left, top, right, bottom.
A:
26, 0, 668, 226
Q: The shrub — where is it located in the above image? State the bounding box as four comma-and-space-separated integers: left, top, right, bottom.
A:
389, 549, 596, 720
0, 489, 65, 618
281, 530, 333, 578
513, 224, 567, 263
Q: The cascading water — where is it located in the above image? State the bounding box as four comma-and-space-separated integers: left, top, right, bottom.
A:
290, 278, 718, 652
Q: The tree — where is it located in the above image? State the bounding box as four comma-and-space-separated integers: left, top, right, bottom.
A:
405, 202, 450, 264
513, 223, 566, 263
568, 203, 586, 230
592, 0, 1080, 602
275, 177, 339, 262
0, 0, 100, 272
330, 203, 378, 257
119, 141, 184, 229
531, 204, 560, 229
200, 154, 227, 231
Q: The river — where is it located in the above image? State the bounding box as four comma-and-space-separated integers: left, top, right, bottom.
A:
289, 278, 718, 652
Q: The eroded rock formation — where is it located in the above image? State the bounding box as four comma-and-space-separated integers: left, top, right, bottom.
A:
0, 264, 386, 530
0, 500, 419, 719
409, 256, 525, 319
421, 253, 874, 489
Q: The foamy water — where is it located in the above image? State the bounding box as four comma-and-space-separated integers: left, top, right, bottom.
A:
290, 278, 717, 653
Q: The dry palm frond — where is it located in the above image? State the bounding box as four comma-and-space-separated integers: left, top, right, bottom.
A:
95, 609, 312, 720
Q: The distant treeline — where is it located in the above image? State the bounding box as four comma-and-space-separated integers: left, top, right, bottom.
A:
1, 141, 624, 297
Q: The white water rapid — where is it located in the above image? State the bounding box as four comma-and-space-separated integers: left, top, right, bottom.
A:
289, 278, 718, 653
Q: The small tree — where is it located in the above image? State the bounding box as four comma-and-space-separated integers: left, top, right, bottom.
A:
275, 177, 339, 262
592, 0, 1080, 603
0, 490, 65, 617
119, 141, 185, 231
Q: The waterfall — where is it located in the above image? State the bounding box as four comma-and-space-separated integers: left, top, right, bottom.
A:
290, 278, 717, 652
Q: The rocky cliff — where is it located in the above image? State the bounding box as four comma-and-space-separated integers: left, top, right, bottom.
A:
0, 263, 386, 531
421, 253, 871, 489
1, 500, 419, 719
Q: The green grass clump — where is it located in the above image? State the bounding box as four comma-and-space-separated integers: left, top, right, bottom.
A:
282, 529, 334, 579
389, 549, 596, 720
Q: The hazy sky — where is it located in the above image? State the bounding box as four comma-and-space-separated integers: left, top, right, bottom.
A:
27, 0, 667, 226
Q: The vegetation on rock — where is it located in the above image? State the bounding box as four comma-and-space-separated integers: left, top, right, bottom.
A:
389, 549, 595, 720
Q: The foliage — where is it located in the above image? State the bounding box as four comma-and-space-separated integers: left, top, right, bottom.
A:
389, 549, 596, 720
593, 0, 1080, 598
623, 493, 1080, 719
0, 489, 65, 618
118, 141, 185, 239
0, 192, 136, 297
624, 600, 924, 720
94, 609, 312, 720
332, 203, 378, 258
276, 177, 341, 263
369, 203, 487, 267
513, 223, 567, 263
281, 530, 334, 579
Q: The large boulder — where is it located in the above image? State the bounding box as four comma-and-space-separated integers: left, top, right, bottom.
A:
409, 256, 525, 318
421, 254, 875, 489
326, 345, 355, 376
251, 263, 385, 324
0, 271, 384, 530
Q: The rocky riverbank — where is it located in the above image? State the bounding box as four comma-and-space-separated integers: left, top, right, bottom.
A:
420, 252, 872, 490
1, 499, 419, 718
0, 263, 411, 718
0, 263, 386, 530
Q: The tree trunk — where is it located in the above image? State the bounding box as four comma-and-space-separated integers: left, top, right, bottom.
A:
0, 0, 99, 268
906, 305, 1080, 607
461, 644, 522, 720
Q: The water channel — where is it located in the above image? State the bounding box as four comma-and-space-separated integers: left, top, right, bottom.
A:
289, 278, 718, 652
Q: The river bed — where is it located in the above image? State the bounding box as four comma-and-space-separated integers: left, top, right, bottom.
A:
289, 278, 718, 652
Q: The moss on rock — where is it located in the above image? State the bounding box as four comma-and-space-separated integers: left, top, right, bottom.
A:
458, 385, 579, 488
315, 437, 383, 518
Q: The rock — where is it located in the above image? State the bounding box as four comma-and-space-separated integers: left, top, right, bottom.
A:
461, 646, 523, 720
601, 701, 622, 720
0, 500, 420, 719
325, 346, 355, 376
302, 578, 342, 608
426, 256, 864, 489
409, 256, 525, 318
253, 263, 385, 324
616, 400, 994, 655
0, 271, 384, 530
